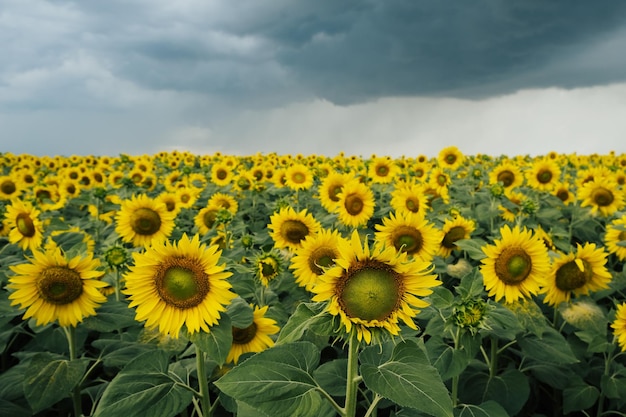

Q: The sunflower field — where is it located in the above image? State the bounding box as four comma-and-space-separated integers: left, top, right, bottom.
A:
1, 148, 626, 417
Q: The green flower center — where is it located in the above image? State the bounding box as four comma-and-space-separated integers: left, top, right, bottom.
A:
329, 185, 343, 202
537, 169, 553, 184
339, 261, 402, 322
591, 187, 614, 207
259, 258, 279, 279
16, 213, 36, 237
405, 197, 419, 213
216, 169, 228, 180
376, 165, 389, 177
280, 220, 309, 244
442, 226, 466, 249
37, 266, 83, 305
131, 208, 162, 236
237, 177, 251, 190
292, 172, 306, 184
232, 323, 257, 344
391, 226, 423, 255
156, 259, 209, 309
105, 247, 127, 267
344, 193, 364, 216
497, 170, 515, 187
445, 154, 457, 165
308, 247, 337, 275
555, 260, 593, 291
494, 247, 532, 284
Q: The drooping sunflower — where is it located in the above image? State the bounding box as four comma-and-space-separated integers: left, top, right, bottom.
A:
438, 215, 476, 258
284, 163, 314, 191
437, 146, 465, 171
290, 228, 348, 291
541, 243, 612, 307
123, 233, 236, 337
115, 194, 176, 248
368, 156, 400, 184
480, 225, 551, 304
525, 158, 561, 191
334, 179, 376, 228
8, 245, 108, 327
5, 199, 44, 252
578, 178, 625, 217
312, 230, 441, 344
227, 305, 280, 364
605, 215, 626, 261
374, 211, 442, 262
611, 302, 626, 352
268, 206, 321, 251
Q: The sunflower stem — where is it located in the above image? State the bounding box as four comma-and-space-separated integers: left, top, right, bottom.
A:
344, 331, 360, 417
114, 267, 121, 302
65, 326, 83, 417
195, 344, 212, 417
489, 335, 498, 378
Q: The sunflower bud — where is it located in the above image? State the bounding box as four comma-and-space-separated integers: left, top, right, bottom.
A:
105, 246, 129, 267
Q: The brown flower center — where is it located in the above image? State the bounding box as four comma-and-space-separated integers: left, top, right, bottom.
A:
37, 266, 83, 305
591, 187, 614, 207
442, 226, 466, 249
344, 193, 364, 216
280, 220, 309, 244
232, 323, 257, 344
391, 226, 423, 255
537, 169, 553, 184
16, 213, 36, 237
155, 258, 209, 309
497, 170, 515, 187
308, 247, 337, 275
1, 180, 17, 195
131, 208, 162, 236
494, 247, 532, 284
555, 260, 593, 291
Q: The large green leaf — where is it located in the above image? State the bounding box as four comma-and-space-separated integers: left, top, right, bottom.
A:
23, 353, 89, 413
275, 302, 335, 345
82, 300, 138, 332
517, 326, 579, 364
563, 383, 600, 414
360, 339, 453, 417
454, 401, 509, 417
313, 358, 348, 396
215, 341, 328, 417
94, 350, 193, 417
227, 297, 254, 328
188, 314, 233, 365
460, 369, 529, 416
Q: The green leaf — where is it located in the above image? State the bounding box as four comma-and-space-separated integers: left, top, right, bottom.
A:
429, 286, 455, 309
215, 341, 327, 417
82, 300, 138, 332
94, 350, 193, 417
563, 383, 600, 414
454, 401, 510, 417
188, 314, 232, 366
517, 326, 579, 364
360, 339, 453, 417
227, 297, 254, 328
91, 338, 157, 368
0, 399, 31, 417
455, 269, 485, 300
480, 302, 522, 340
460, 369, 529, 416
454, 238, 488, 261
313, 359, 348, 396
275, 302, 334, 345
23, 353, 89, 413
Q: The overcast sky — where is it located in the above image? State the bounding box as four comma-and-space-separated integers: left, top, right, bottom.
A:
1, 0, 626, 158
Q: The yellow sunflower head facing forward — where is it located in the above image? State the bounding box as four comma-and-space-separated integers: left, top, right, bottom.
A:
115, 194, 176, 248
123, 233, 237, 338
480, 225, 551, 304
5, 198, 44, 252
541, 243, 612, 307
312, 230, 441, 344
8, 246, 108, 327
374, 210, 442, 262
267, 206, 321, 251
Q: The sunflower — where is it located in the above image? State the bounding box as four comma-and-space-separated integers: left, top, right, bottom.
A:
368, 156, 400, 184
480, 225, 551, 304
489, 161, 524, 190
334, 179, 376, 228
552, 182, 576, 205
268, 206, 321, 251
578, 178, 625, 217
195, 205, 222, 235
156, 191, 183, 217
438, 216, 476, 258
525, 158, 561, 191
0, 175, 23, 200
7, 245, 107, 327
290, 228, 348, 291
284, 163, 314, 191
123, 233, 236, 337
227, 305, 280, 364
541, 243, 612, 307
437, 146, 465, 171
605, 216, 626, 261
390, 182, 428, 215
312, 230, 441, 344
318, 171, 353, 213
5, 199, 44, 252
115, 194, 176, 248
253, 251, 284, 287
611, 303, 626, 352
207, 192, 239, 215
374, 211, 442, 262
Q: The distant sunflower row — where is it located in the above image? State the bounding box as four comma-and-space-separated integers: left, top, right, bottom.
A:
2, 146, 626, 354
